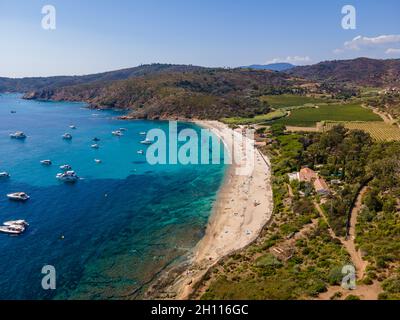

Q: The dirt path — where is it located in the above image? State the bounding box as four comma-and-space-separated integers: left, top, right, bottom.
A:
314, 189, 367, 280
364, 104, 400, 129
286, 126, 320, 133
342, 187, 369, 280
286, 183, 294, 198
315, 188, 382, 300
318, 280, 382, 300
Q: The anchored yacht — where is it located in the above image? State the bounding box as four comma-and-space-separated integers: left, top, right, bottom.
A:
62, 133, 72, 140
140, 138, 153, 145
137, 150, 144, 155
112, 130, 124, 136
69, 125, 77, 129
0, 172, 10, 178
94, 159, 102, 164
10, 131, 26, 139
0, 225, 26, 235
7, 192, 30, 201
40, 160, 52, 166
60, 164, 72, 171
56, 170, 79, 183
91, 144, 99, 149
93, 137, 101, 142
3, 220, 29, 227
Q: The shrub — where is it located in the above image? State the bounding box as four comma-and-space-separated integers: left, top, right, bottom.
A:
307, 279, 327, 297
328, 267, 344, 286
382, 277, 400, 293
362, 277, 373, 285
255, 254, 283, 269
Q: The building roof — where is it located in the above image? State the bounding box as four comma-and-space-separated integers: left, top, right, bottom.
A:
299, 168, 318, 182
314, 177, 330, 193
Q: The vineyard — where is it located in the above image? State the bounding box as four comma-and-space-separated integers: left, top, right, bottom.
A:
274, 103, 381, 127
322, 121, 400, 141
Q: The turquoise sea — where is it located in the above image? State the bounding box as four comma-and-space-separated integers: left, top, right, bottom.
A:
0, 93, 226, 299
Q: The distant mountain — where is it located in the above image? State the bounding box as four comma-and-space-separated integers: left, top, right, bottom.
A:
242, 63, 296, 72
288, 57, 400, 87
0, 64, 205, 93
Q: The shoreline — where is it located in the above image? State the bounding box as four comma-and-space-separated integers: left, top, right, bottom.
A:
146, 120, 274, 299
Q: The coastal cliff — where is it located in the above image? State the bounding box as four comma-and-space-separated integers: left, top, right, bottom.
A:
22, 68, 306, 120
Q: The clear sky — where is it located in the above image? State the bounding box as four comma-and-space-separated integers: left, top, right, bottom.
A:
0, 0, 399, 77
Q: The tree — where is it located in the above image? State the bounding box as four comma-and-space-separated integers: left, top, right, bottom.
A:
271, 123, 286, 137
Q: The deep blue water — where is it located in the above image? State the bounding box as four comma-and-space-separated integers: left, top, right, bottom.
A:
0, 94, 226, 299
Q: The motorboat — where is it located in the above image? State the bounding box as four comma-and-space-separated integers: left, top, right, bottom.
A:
94, 159, 102, 164
40, 160, 52, 166
112, 130, 123, 136
7, 192, 30, 201
91, 144, 99, 149
139, 132, 146, 135
0, 225, 26, 235
93, 137, 101, 142
10, 110, 17, 114
62, 133, 72, 140
140, 139, 153, 145
10, 131, 26, 139
69, 125, 77, 129
56, 170, 79, 183
60, 164, 72, 171
137, 150, 144, 155
3, 220, 29, 227
0, 172, 10, 178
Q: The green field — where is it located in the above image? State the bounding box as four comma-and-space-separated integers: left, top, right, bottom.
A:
274, 103, 382, 127
221, 110, 287, 125
260, 94, 330, 109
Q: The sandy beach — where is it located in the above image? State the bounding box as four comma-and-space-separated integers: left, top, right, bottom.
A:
147, 120, 274, 299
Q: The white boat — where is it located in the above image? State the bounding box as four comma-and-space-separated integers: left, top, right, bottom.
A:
91, 144, 99, 149
62, 133, 72, 140
40, 160, 52, 166
3, 220, 29, 227
94, 159, 102, 164
7, 192, 30, 201
60, 164, 72, 171
137, 150, 144, 155
139, 132, 146, 135
10, 131, 26, 139
140, 139, 153, 145
112, 130, 123, 136
0, 225, 25, 235
0, 172, 10, 178
69, 125, 77, 129
56, 170, 79, 183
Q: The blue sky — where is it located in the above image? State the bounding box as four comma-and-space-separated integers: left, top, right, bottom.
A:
0, 0, 399, 77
